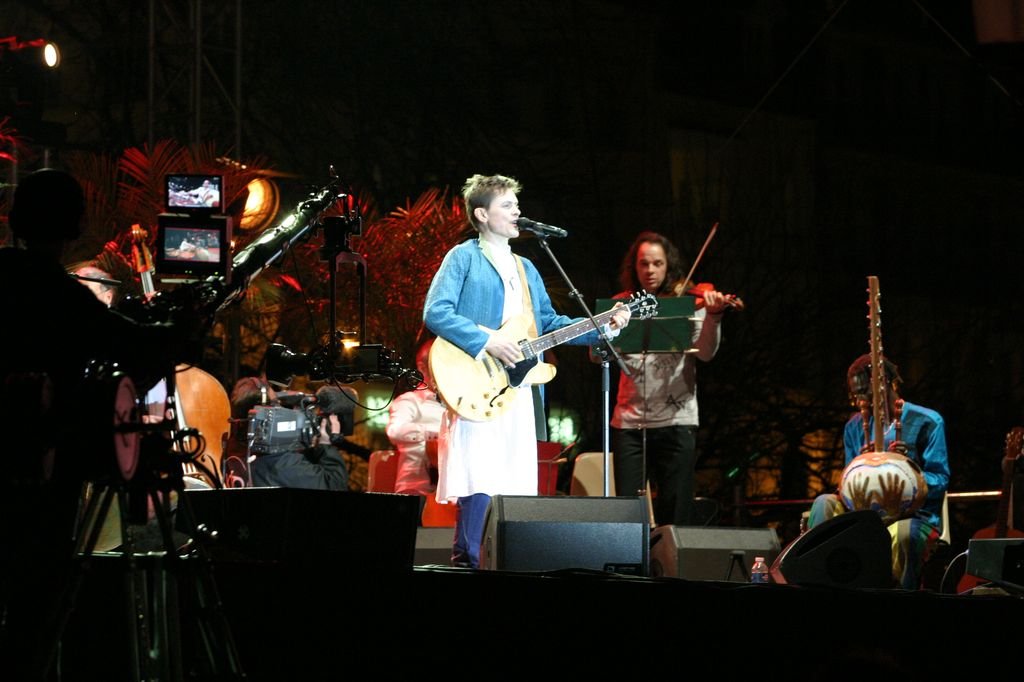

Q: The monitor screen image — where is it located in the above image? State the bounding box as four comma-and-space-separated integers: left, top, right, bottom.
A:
154, 213, 231, 281
160, 226, 223, 263
165, 174, 223, 212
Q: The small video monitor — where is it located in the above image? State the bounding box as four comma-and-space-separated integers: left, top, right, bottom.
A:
155, 213, 232, 281
165, 174, 224, 212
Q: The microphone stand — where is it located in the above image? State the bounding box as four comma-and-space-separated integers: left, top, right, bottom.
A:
319, 213, 365, 375
531, 236, 633, 498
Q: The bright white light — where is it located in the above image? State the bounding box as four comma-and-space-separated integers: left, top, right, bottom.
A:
42, 42, 60, 68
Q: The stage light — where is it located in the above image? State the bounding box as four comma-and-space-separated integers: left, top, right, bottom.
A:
240, 176, 280, 231
0, 37, 62, 69
42, 41, 60, 68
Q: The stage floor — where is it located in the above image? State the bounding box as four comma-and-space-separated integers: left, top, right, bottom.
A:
52, 548, 1021, 681
36, 487, 1023, 680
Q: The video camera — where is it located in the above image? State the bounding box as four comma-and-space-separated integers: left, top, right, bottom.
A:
247, 385, 356, 456
264, 338, 421, 387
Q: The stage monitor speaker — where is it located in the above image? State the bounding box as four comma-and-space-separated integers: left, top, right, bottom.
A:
770, 510, 892, 588
480, 495, 649, 576
415, 526, 454, 567
965, 537, 1024, 586
179, 488, 420, 572
649, 525, 781, 581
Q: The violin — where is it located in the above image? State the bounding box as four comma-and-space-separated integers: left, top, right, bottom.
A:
673, 279, 745, 312
667, 222, 744, 312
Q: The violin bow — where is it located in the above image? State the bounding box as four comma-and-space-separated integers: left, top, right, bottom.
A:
678, 221, 719, 293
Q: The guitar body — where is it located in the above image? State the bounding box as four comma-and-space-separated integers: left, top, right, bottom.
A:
956, 426, 1024, 593
429, 292, 658, 423
429, 314, 557, 423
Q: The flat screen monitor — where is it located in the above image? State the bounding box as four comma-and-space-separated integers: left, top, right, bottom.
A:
165, 174, 224, 212
154, 213, 231, 281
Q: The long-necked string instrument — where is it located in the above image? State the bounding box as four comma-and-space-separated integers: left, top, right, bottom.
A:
670, 222, 744, 311
839, 276, 927, 524
131, 224, 229, 488
867, 275, 896, 451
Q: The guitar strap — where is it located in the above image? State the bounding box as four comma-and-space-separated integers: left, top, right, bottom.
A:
515, 256, 538, 337
515, 256, 548, 442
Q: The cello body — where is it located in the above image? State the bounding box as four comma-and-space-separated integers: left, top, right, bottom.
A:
173, 364, 231, 487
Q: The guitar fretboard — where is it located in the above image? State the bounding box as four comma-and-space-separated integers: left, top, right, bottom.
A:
524, 307, 622, 356
521, 294, 656, 357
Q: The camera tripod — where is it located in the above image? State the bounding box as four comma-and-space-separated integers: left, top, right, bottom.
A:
43, 440, 245, 681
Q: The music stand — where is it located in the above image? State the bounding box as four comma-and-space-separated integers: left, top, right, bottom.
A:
595, 296, 697, 502
596, 297, 697, 355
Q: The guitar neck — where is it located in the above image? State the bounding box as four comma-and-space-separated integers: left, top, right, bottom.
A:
994, 427, 1023, 537
525, 307, 621, 356
995, 457, 1016, 537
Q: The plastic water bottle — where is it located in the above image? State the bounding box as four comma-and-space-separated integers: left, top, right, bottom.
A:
750, 556, 770, 584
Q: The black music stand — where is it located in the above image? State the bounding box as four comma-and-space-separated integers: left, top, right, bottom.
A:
596, 297, 696, 355
595, 296, 697, 499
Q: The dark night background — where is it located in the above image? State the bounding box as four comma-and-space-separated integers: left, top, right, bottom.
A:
5, 0, 1024, 546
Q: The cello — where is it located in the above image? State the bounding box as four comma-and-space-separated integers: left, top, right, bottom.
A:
132, 224, 231, 487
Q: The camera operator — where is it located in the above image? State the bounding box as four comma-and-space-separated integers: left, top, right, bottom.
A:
1, 169, 210, 678
234, 382, 351, 491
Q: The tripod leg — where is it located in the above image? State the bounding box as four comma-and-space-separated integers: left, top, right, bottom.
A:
176, 492, 246, 678
151, 486, 245, 679
145, 487, 183, 681
40, 481, 119, 678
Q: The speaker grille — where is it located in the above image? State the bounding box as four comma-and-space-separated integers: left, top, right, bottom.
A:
772, 510, 892, 588
481, 495, 649, 575
649, 525, 781, 581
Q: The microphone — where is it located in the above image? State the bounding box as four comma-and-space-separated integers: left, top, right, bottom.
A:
275, 390, 308, 408
312, 385, 357, 416
516, 217, 568, 239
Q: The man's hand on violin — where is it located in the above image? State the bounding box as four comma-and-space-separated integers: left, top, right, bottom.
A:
702, 289, 729, 315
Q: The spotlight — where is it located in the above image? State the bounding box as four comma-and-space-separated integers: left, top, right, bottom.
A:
240, 176, 280, 232
42, 41, 60, 68
0, 37, 62, 69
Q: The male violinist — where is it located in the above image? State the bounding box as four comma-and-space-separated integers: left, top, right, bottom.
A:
605, 230, 728, 527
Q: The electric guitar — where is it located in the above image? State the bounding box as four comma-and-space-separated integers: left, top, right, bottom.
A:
430, 291, 658, 422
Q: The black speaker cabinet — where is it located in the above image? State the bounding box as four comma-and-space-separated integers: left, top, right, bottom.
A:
770, 510, 892, 588
965, 537, 1024, 585
179, 488, 420, 572
649, 525, 781, 581
415, 526, 455, 567
480, 495, 649, 576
